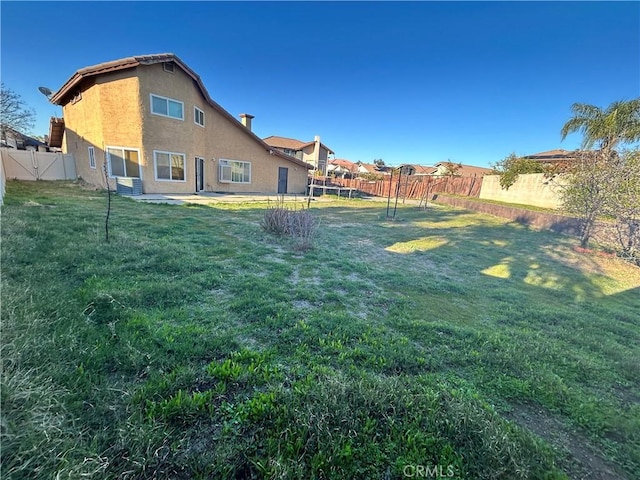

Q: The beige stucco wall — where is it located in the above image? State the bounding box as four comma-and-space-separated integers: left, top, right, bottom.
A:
137, 64, 308, 194
301, 144, 329, 174
63, 62, 307, 194
63, 70, 143, 190
479, 173, 567, 209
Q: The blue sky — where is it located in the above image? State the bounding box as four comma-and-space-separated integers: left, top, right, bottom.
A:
2, 1, 638, 167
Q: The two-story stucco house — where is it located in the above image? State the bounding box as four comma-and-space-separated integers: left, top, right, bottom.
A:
263, 135, 334, 176
48, 53, 310, 194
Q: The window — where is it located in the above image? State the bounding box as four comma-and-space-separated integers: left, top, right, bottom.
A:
283, 148, 302, 160
194, 106, 205, 127
219, 159, 251, 184
154, 151, 186, 181
88, 146, 96, 169
163, 62, 175, 73
106, 147, 140, 178
150, 94, 184, 120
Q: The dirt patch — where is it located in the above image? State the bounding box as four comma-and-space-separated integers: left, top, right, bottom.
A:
323, 222, 363, 228
23, 201, 54, 207
573, 246, 617, 259
504, 403, 627, 480
292, 300, 312, 310
74, 178, 103, 191
262, 254, 287, 264
290, 267, 300, 285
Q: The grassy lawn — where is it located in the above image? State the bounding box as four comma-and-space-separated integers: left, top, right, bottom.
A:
2, 181, 639, 479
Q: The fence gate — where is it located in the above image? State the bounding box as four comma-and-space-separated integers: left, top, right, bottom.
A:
0, 148, 76, 181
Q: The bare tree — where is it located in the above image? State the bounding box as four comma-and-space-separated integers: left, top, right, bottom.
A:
559, 151, 610, 248
102, 162, 112, 243
440, 161, 463, 177
0, 83, 35, 145
560, 98, 640, 253
606, 149, 640, 263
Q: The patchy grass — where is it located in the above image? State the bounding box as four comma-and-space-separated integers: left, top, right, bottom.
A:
2, 180, 639, 479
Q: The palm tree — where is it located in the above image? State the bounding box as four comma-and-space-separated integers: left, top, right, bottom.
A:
560, 98, 640, 153
560, 98, 640, 249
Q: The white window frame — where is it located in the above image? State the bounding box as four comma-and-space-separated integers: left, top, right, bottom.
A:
219, 159, 251, 184
88, 146, 96, 169
153, 150, 187, 182
150, 94, 184, 120
194, 106, 205, 127
105, 146, 141, 178
163, 62, 175, 73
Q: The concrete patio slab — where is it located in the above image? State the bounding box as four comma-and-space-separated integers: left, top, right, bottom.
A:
126, 192, 310, 206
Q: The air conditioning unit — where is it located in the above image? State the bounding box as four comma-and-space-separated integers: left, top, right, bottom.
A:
116, 177, 143, 196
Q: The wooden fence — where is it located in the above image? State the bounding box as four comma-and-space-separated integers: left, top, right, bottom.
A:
331, 175, 484, 200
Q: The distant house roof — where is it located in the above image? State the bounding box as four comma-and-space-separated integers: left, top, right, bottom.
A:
411, 165, 435, 175
50, 53, 311, 169
433, 162, 493, 177
263, 135, 335, 154
329, 159, 357, 172
1, 127, 47, 149
357, 163, 379, 173
524, 149, 578, 160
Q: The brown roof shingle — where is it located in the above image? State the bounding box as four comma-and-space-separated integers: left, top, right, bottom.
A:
263, 136, 334, 155
329, 159, 357, 172
411, 165, 436, 175
263, 136, 307, 150
524, 149, 576, 159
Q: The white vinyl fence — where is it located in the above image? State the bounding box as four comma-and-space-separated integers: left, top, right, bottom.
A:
1, 148, 76, 181
0, 156, 5, 206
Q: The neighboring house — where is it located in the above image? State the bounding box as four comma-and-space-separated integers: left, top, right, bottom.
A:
524, 149, 577, 162
49, 53, 310, 194
327, 159, 358, 178
357, 163, 388, 176
523, 149, 580, 172
429, 162, 493, 177
327, 160, 392, 178
0, 127, 48, 151
263, 135, 334, 176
